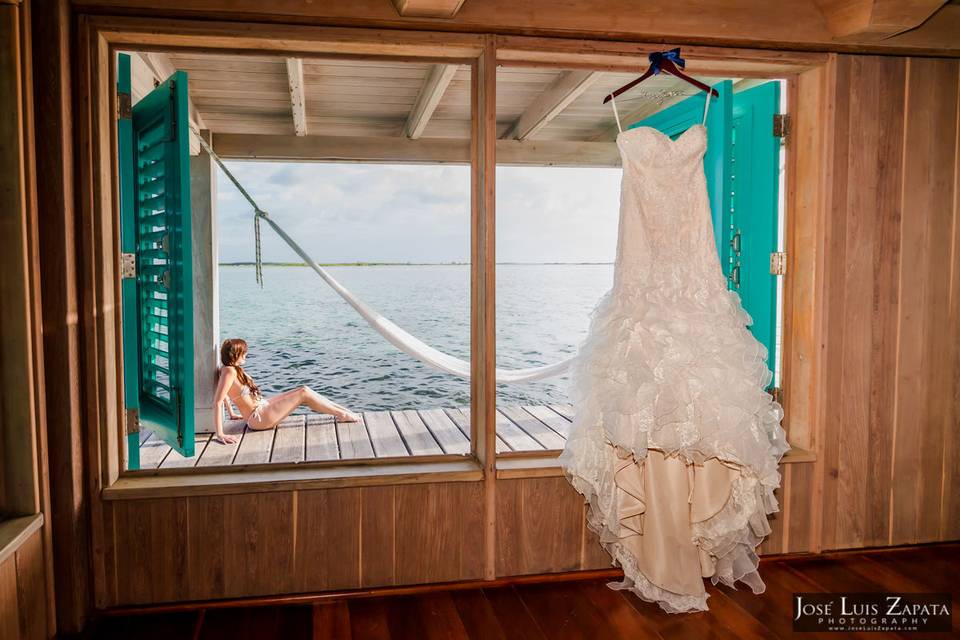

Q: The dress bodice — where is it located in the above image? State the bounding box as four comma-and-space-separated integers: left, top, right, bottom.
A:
611, 124, 723, 294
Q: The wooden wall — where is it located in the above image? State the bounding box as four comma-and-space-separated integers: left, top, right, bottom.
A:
0, 0, 54, 637
95, 466, 819, 608
0, 529, 47, 640
16, 2, 957, 622
102, 482, 486, 606
820, 55, 960, 550
86, 53, 960, 610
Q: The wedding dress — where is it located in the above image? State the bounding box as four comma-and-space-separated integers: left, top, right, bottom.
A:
557, 92, 790, 614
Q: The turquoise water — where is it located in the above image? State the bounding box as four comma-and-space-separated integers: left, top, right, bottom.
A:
219, 264, 613, 411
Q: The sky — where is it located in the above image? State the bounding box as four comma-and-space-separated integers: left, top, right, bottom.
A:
215, 162, 623, 264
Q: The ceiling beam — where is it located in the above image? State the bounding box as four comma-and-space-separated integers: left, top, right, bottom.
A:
285, 58, 308, 137
405, 64, 458, 139
213, 133, 620, 167
506, 70, 599, 141
391, 0, 468, 18
814, 0, 947, 40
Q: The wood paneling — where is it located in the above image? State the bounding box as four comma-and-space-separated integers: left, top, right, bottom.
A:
820, 55, 960, 551
495, 478, 582, 576
106, 482, 485, 606
31, 0, 90, 632
0, 528, 48, 640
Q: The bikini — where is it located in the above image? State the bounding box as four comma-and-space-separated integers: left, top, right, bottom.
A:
230, 383, 270, 424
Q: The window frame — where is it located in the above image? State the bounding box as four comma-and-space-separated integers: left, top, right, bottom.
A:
78, 16, 825, 500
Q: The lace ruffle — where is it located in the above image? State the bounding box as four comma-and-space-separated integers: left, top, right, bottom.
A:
560, 438, 780, 614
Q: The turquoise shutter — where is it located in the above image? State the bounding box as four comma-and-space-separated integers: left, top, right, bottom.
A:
632, 80, 733, 265
118, 54, 195, 463
729, 82, 781, 382
118, 54, 140, 469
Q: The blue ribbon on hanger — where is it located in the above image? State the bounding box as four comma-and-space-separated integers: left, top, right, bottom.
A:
649, 48, 685, 75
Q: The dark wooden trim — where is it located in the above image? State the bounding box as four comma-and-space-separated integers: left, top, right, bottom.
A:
68, 1, 960, 57
32, 0, 92, 633
99, 567, 626, 616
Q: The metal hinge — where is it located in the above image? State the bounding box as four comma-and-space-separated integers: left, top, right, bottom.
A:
770, 387, 783, 405
125, 408, 140, 435
120, 252, 136, 278
770, 251, 787, 276
773, 113, 790, 139
118, 92, 132, 120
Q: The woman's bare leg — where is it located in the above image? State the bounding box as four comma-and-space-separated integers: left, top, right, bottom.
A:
247, 386, 359, 430
299, 387, 360, 421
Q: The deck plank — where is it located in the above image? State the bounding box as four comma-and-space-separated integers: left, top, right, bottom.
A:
195, 419, 246, 467
160, 434, 212, 469
139, 433, 172, 469
416, 408, 468, 455
363, 411, 410, 457
499, 405, 566, 450
271, 415, 306, 463
393, 410, 444, 456
549, 404, 575, 421
494, 409, 543, 452
522, 405, 572, 439
305, 415, 339, 461
143, 405, 571, 465
451, 406, 509, 453
337, 414, 375, 459
233, 426, 276, 465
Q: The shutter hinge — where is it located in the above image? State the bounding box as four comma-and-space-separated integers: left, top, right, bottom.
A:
770, 251, 787, 275
120, 252, 137, 278
773, 113, 790, 140
770, 387, 783, 406
118, 92, 132, 120
125, 408, 140, 435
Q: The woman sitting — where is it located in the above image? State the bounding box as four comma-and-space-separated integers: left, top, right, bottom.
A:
213, 338, 361, 444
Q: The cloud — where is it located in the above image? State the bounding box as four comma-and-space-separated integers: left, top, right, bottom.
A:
216, 162, 620, 264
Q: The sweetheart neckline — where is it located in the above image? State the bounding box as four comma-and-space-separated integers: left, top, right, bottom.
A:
616, 123, 706, 145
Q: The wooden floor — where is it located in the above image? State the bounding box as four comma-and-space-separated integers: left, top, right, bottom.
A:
137, 404, 575, 469
88, 543, 959, 639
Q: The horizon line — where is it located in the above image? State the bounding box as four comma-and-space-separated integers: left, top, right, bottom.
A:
219, 261, 615, 266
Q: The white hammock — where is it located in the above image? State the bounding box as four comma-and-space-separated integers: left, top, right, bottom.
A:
193, 131, 574, 384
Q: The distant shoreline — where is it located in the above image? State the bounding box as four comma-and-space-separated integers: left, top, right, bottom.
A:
219, 262, 614, 267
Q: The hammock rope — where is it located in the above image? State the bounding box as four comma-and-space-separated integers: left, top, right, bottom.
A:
192, 129, 575, 383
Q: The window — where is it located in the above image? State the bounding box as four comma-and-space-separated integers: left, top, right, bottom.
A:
89, 25, 817, 492
493, 67, 789, 457
116, 52, 478, 472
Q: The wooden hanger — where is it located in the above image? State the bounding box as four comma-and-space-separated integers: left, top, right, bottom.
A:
603, 48, 719, 104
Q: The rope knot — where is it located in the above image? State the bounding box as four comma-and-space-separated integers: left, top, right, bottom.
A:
254, 210, 264, 288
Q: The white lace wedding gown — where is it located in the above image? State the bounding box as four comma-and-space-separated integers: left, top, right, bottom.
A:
557, 109, 791, 614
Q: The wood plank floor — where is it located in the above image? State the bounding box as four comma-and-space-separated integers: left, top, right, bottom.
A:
88, 543, 960, 639
137, 404, 576, 469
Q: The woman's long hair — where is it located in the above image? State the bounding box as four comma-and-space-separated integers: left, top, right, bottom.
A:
220, 338, 260, 399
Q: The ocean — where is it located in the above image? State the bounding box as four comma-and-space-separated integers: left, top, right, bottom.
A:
218, 263, 613, 411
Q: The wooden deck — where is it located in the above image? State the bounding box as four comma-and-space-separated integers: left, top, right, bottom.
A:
136, 404, 575, 470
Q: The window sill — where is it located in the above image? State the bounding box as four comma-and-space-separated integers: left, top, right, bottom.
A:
0, 513, 44, 566
496, 445, 816, 479
103, 458, 483, 500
